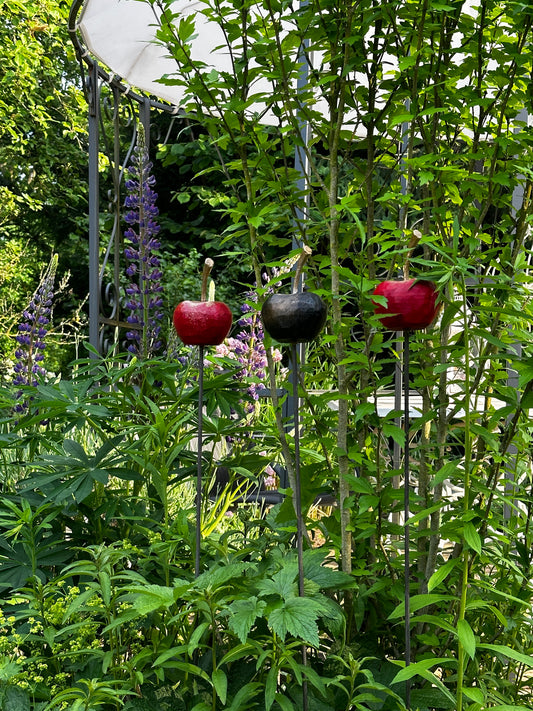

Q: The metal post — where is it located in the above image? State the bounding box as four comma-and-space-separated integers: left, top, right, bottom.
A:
403, 329, 411, 709
290, 343, 308, 711
88, 60, 101, 353
195, 345, 205, 578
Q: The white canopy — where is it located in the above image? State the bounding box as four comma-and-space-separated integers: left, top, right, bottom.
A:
77, 0, 229, 107
74, 0, 366, 129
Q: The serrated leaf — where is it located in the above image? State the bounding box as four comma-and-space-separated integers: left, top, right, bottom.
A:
303, 549, 354, 590
227, 596, 266, 643
257, 565, 297, 600
124, 584, 177, 615
194, 562, 249, 591
267, 597, 321, 647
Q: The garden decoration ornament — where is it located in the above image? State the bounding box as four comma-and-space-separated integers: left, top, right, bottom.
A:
173, 258, 232, 578
372, 276, 440, 710
261, 245, 327, 711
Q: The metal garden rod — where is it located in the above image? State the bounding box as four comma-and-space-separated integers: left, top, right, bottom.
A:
290, 343, 308, 711
403, 329, 411, 710
195, 343, 205, 579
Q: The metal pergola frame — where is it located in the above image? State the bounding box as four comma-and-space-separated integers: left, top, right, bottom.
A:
69, 0, 182, 354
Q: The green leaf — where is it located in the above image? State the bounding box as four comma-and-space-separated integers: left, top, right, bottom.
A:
462, 686, 485, 704
477, 643, 533, 667
123, 584, 177, 615
257, 565, 297, 600
267, 597, 321, 647
303, 549, 354, 589
382, 422, 405, 446
265, 666, 277, 711
187, 621, 210, 656
227, 596, 266, 644
212, 669, 227, 705
274, 693, 295, 711
427, 558, 459, 592
391, 657, 456, 684
457, 618, 476, 659
463, 521, 482, 554
388, 594, 456, 620
62, 438, 88, 463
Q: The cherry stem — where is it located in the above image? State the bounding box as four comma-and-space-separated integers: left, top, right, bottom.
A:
201, 258, 214, 302
292, 245, 312, 295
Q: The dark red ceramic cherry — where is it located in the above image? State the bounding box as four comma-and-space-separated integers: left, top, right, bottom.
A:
260, 246, 327, 344
372, 278, 439, 331
261, 292, 326, 344
173, 258, 232, 346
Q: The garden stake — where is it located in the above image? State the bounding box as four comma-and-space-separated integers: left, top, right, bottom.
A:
290, 343, 309, 711
260, 246, 327, 711
403, 329, 411, 710
172, 258, 233, 578
372, 277, 440, 711
195, 343, 204, 579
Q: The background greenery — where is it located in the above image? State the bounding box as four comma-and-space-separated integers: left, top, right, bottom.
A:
2, 0, 533, 709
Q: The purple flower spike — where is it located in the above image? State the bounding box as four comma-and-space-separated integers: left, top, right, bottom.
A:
123, 124, 164, 358
216, 291, 283, 414
13, 254, 58, 409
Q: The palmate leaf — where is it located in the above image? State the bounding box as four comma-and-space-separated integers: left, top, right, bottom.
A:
303, 548, 354, 590
227, 596, 267, 643
257, 564, 297, 600
267, 597, 322, 647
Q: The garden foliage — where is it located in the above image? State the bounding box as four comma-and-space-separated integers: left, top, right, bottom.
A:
2, 0, 533, 709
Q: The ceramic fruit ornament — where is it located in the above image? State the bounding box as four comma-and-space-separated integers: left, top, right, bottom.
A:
173, 258, 232, 345
260, 245, 325, 711
372, 273, 440, 709
261, 246, 327, 343
372, 278, 439, 331
172, 257, 232, 580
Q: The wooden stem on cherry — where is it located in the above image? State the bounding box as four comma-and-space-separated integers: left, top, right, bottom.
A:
201, 257, 214, 302
292, 245, 312, 295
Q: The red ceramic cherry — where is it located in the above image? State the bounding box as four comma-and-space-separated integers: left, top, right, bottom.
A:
372, 278, 439, 331
173, 258, 232, 346
173, 301, 232, 345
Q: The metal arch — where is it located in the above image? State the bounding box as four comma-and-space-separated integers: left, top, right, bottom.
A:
68, 0, 180, 354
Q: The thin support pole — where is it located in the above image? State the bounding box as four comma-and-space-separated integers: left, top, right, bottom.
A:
290, 343, 308, 711
88, 60, 101, 354
195, 344, 205, 578
403, 330, 411, 709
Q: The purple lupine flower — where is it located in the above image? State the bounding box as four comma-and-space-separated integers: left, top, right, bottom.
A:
123, 125, 164, 358
216, 290, 283, 414
13, 254, 58, 412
